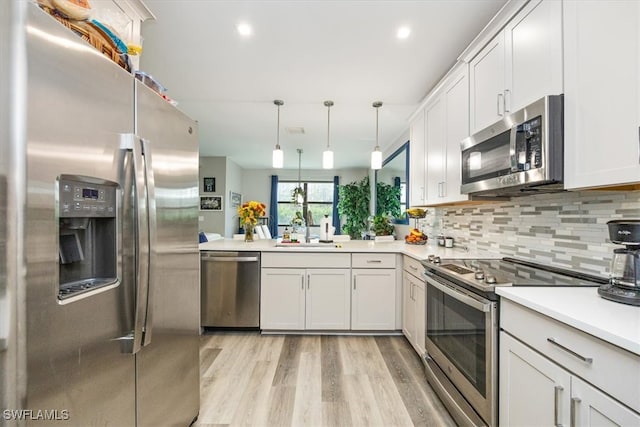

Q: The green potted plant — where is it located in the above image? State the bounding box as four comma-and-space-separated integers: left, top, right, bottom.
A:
375, 181, 401, 218
337, 176, 370, 240
371, 214, 394, 236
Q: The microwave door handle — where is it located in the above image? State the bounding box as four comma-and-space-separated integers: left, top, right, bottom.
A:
424, 275, 492, 312
140, 138, 157, 347
510, 126, 518, 172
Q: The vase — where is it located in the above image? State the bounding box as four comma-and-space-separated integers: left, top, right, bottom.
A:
244, 223, 254, 242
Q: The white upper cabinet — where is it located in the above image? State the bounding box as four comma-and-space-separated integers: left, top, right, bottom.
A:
563, 0, 640, 189
441, 67, 470, 204
470, 34, 505, 133
425, 96, 445, 205
409, 110, 426, 206
470, 0, 563, 134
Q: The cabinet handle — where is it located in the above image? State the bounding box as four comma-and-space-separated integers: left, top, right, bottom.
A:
409, 265, 418, 271
366, 260, 382, 264
570, 397, 581, 427
307, 274, 310, 290
301, 275, 304, 290
504, 89, 511, 113
554, 386, 563, 427
353, 276, 356, 290
497, 93, 504, 116
547, 338, 593, 364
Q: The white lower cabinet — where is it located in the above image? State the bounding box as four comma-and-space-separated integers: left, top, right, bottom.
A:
260, 268, 350, 330
500, 300, 640, 426
351, 268, 396, 330
501, 333, 640, 426
402, 256, 425, 355
350, 253, 397, 331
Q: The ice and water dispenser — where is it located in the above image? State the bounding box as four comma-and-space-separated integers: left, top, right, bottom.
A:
57, 176, 119, 301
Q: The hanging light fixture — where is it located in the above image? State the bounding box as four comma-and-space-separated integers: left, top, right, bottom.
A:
272, 99, 284, 168
322, 100, 334, 169
371, 101, 383, 170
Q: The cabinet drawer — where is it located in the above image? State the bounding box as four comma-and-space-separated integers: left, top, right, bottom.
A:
351, 253, 396, 269
501, 299, 640, 413
261, 252, 350, 268
403, 255, 424, 279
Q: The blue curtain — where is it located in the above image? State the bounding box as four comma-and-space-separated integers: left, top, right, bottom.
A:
332, 176, 340, 234
269, 175, 278, 237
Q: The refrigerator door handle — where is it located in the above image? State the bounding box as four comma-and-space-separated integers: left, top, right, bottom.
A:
140, 137, 157, 347
120, 134, 151, 354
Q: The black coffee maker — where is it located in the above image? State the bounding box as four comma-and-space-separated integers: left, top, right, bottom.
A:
598, 220, 640, 306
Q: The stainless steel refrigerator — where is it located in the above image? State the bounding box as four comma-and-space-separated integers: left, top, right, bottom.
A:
1, 3, 200, 425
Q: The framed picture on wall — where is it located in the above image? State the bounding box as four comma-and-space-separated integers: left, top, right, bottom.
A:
230, 191, 242, 208
203, 177, 215, 193
200, 196, 223, 211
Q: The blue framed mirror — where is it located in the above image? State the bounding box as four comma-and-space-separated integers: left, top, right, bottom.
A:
375, 141, 409, 224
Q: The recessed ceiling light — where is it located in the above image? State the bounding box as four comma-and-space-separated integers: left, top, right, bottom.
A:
237, 23, 253, 37
397, 26, 411, 40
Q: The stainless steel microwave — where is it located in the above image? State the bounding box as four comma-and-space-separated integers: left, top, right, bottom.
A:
460, 95, 564, 197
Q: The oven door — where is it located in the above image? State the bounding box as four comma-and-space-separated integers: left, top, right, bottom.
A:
424, 273, 497, 426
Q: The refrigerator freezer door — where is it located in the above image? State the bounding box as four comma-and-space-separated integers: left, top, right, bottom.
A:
25, 5, 136, 426
134, 80, 200, 427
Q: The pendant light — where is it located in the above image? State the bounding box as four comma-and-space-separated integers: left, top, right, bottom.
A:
371, 101, 383, 170
322, 100, 334, 169
272, 99, 284, 169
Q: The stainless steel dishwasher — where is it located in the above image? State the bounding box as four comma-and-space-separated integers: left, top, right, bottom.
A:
200, 251, 260, 328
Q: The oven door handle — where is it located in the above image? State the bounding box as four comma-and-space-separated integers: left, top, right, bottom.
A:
425, 276, 492, 312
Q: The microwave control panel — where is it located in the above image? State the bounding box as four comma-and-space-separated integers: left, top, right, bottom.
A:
514, 115, 542, 171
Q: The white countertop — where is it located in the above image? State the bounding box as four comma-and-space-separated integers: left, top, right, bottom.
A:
496, 287, 640, 356
199, 238, 491, 261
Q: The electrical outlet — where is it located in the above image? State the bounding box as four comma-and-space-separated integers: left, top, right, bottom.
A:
199, 216, 204, 222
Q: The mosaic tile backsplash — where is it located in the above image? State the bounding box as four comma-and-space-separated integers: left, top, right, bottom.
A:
419, 190, 640, 277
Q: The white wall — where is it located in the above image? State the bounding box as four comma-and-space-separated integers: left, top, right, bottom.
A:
198, 157, 226, 235
225, 157, 242, 237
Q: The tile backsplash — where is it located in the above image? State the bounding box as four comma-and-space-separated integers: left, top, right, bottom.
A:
419, 190, 640, 277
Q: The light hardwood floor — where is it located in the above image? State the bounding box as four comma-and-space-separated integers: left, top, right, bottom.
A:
195, 332, 455, 427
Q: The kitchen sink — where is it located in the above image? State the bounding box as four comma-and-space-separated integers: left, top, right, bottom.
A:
274, 242, 338, 248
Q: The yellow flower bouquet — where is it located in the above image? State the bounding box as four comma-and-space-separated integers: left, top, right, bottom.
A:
237, 201, 266, 241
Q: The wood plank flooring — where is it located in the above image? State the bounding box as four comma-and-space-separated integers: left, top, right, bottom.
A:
195, 332, 455, 427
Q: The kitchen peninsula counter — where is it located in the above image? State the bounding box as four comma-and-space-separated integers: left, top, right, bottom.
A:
199, 238, 489, 261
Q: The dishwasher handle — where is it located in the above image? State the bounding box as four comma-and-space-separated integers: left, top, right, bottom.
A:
202, 255, 259, 263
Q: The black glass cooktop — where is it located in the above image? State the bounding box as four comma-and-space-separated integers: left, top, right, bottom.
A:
423, 257, 608, 294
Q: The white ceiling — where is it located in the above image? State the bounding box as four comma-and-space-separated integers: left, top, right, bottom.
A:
140, 0, 507, 170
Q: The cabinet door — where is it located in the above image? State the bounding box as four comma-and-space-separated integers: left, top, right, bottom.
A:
500, 332, 571, 427
409, 110, 426, 206
504, 0, 563, 113
425, 96, 445, 205
442, 66, 469, 204
402, 271, 415, 344
414, 279, 425, 356
564, 1, 640, 189
470, 32, 505, 133
305, 269, 350, 330
260, 268, 305, 330
351, 269, 396, 330
571, 376, 640, 427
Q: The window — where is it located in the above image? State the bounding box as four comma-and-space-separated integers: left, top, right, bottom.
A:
277, 181, 334, 227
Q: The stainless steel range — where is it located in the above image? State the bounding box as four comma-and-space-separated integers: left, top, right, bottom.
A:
421, 256, 607, 427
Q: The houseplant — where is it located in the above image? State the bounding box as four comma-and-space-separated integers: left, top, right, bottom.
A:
371, 214, 395, 236
375, 181, 402, 218
337, 176, 370, 240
